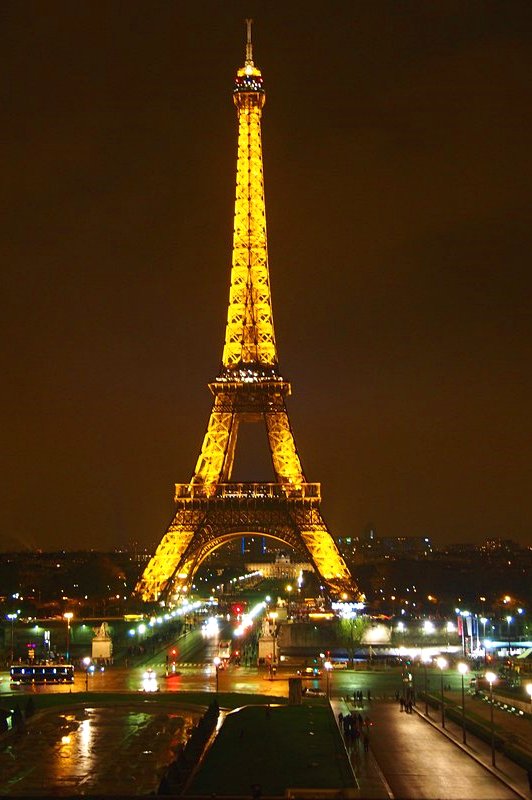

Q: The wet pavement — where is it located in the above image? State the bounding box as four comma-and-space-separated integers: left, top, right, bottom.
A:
0, 703, 198, 795
333, 697, 526, 800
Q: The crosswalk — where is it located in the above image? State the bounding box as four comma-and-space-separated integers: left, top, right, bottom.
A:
152, 662, 207, 668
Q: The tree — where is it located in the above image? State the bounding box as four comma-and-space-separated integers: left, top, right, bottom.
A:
337, 615, 370, 667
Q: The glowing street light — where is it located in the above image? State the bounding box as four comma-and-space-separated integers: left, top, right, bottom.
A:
526, 683, 532, 715
485, 671, 497, 766
506, 615, 513, 657
63, 612, 74, 663
324, 660, 332, 699
6, 613, 18, 664
83, 656, 91, 691
457, 663, 469, 744
286, 584, 293, 618
422, 654, 432, 716
436, 656, 448, 728
213, 656, 221, 694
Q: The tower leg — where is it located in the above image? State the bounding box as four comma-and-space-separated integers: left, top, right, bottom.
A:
135, 508, 205, 601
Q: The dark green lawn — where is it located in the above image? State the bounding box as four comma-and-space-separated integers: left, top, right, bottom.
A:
187, 701, 354, 797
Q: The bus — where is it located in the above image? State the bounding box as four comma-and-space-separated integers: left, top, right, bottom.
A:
10, 664, 75, 685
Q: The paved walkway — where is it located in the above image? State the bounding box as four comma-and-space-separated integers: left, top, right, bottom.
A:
415, 703, 530, 799
332, 697, 529, 799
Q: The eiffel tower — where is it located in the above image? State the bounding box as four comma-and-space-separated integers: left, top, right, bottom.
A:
136, 22, 357, 604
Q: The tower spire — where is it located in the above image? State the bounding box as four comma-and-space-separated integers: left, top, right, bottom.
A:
223, 18, 276, 375
245, 18, 253, 66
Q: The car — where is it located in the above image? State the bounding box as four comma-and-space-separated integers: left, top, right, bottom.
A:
297, 667, 322, 678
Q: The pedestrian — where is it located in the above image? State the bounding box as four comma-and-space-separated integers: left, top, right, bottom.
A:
338, 711, 344, 726
367, 688, 371, 701
358, 690, 363, 703
399, 697, 404, 712
353, 689, 357, 705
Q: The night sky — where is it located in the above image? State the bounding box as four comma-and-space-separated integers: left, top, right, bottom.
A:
2, 2, 531, 552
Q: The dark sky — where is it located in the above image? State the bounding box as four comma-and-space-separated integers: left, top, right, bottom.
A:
1, 2, 531, 552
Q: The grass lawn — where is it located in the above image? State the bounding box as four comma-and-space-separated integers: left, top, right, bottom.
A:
187, 700, 354, 797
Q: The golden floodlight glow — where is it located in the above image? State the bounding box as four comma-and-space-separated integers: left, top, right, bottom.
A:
135, 22, 357, 604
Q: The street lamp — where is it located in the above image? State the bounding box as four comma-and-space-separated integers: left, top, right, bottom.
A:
526, 683, 532, 715
83, 656, 91, 691
324, 660, 332, 699
457, 663, 469, 744
6, 613, 18, 664
422, 655, 432, 716
285, 584, 293, 619
436, 656, 447, 728
213, 656, 221, 694
485, 671, 497, 766
63, 612, 73, 662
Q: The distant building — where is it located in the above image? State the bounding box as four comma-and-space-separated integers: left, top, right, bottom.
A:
246, 554, 311, 579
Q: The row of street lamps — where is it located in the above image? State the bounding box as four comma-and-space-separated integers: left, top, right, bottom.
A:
424, 658, 503, 767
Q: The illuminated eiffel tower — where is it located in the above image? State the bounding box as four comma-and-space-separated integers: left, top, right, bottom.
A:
136, 22, 357, 604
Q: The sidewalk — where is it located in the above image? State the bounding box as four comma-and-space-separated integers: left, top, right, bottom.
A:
330, 697, 392, 799
332, 696, 529, 799
414, 703, 530, 799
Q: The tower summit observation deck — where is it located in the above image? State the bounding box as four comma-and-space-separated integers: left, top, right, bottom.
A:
135, 22, 358, 604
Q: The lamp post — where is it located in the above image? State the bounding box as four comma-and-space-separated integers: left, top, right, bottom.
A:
6, 613, 18, 664
436, 656, 447, 728
457, 663, 469, 744
485, 671, 497, 766
324, 660, 332, 699
285, 585, 293, 619
213, 656, 221, 694
506, 615, 513, 656
63, 612, 73, 662
83, 656, 91, 691
422, 655, 431, 716
526, 683, 532, 715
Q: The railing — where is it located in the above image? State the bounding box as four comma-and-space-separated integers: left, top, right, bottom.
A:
174, 482, 321, 501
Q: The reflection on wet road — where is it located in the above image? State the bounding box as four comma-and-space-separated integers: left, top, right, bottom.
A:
0, 705, 197, 795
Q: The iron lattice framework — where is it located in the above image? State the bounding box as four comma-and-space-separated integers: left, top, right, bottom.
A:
136, 22, 358, 604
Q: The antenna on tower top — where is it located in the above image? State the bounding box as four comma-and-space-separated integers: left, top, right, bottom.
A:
245, 18, 254, 65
